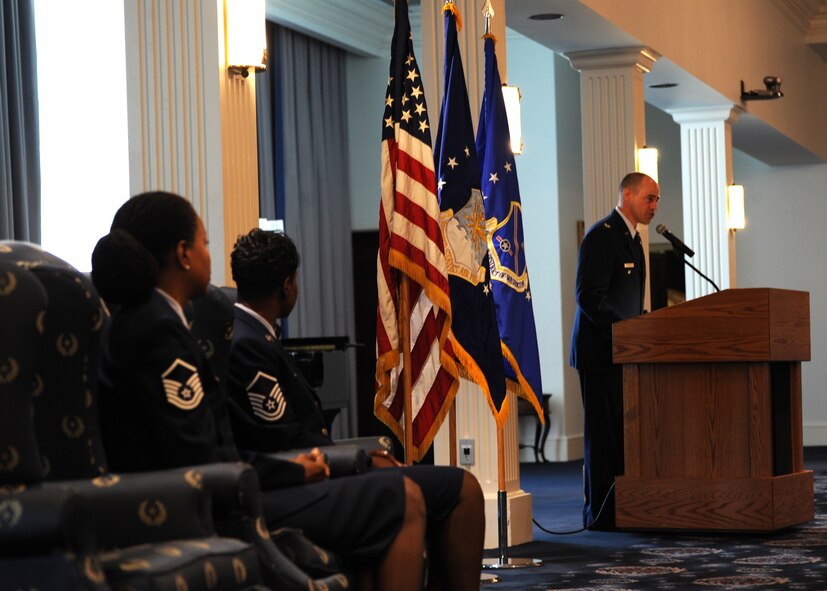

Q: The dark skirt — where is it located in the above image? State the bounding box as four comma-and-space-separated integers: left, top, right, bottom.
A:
260, 469, 407, 563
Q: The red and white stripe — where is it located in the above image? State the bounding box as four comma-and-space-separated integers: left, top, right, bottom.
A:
375, 128, 458, 462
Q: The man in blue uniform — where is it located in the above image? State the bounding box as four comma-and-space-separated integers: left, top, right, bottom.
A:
570, 172, 660, 530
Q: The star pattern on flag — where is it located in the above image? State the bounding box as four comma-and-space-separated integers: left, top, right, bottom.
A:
483, 283, 490, 295
382, 55, 431, 145
504, 162, 512, 173
447, 157, 458, 169
489, 172, 499, 184
438, 177, 446, 191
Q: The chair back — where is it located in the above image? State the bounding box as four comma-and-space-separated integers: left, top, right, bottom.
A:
0, 259, 47, 485
0, 241, 109, 479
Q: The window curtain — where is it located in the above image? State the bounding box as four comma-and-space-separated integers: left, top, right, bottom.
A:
257, 23, 355, 341
0, 0, 40, 241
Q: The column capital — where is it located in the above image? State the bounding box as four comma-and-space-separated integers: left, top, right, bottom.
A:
565, 46, 660, 74
669, 105, 742, 126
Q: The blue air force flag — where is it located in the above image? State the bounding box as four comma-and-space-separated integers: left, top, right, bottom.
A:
434, 4, 507, 426
476, 34, 544, 422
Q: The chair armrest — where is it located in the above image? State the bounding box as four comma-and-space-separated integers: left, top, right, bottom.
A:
0, 485, 97, 556
62, 468, 215, 549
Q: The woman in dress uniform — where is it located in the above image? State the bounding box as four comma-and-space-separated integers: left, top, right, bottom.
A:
91, 191, 426, 591
227, 228, 486, 591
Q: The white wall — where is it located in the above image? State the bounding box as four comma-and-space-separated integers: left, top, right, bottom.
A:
507, 33, 589, 461
732, 152, 827, 445
36, 0, 130, 271
346, 53, 388, 231
644, 103, 682, 245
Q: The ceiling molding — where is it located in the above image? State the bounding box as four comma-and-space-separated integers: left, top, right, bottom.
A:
770, 0, 824, 33
266, 0, 395, 57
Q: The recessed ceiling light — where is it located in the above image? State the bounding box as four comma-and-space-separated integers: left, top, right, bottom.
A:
529, 13, 564, 21
649, 83, 678, 89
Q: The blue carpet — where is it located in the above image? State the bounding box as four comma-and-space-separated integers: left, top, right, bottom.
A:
483, 448, 827, 589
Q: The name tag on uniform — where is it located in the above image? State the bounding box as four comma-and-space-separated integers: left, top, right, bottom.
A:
624, 262, 635, 269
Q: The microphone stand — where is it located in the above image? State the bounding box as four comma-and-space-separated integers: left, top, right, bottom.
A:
682, 256, 720, 293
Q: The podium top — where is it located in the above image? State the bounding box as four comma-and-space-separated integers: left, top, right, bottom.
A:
613, 288, 810, 364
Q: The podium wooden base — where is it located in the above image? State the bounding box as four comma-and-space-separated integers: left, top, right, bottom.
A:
616, 471, 814, 531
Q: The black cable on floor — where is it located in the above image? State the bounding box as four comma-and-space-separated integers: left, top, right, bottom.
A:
531, 481, 615, 535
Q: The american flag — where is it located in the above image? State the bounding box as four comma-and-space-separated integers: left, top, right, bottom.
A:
375, 0, 459, 462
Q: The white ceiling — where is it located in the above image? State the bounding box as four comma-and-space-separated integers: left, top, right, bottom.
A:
504, 0, 825, 164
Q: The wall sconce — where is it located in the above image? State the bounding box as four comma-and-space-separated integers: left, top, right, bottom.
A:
225, 0, 267, 78
637, 146, 659, 182
501, 84, 523, 155
727, 184, 746, 230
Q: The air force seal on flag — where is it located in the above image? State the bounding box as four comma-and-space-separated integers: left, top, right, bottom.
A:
246, 371, 287, 422
161, 359, 205, 411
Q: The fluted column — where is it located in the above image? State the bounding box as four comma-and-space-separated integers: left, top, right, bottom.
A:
669, 106, 739, 299
123, 0, 259, 285
420, 0, 530, 550
567, 47, 659, 310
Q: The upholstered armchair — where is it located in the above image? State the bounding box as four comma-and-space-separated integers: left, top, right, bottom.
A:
0, 258, 108, 590
0, 243, 265, 590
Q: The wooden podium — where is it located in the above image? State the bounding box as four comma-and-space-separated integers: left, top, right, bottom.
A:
612, 288, 813, 531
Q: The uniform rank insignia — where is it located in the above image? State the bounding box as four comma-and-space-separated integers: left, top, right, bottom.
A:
161, 359, 205, 410
246, 371, 287, 422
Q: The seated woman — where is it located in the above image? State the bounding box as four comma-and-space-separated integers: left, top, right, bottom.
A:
91, 191, 426, 591
227, 228, 485, 591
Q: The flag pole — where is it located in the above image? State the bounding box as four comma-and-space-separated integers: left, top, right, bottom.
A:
479, 2, 543, 569
399, 273, 415, 464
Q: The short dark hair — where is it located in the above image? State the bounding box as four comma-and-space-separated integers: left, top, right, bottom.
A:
231, 228, 300, 302
618, 172, 650, 196
91, 191, 198, 305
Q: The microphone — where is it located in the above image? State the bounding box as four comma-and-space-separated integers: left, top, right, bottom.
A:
656, 224, 695, 258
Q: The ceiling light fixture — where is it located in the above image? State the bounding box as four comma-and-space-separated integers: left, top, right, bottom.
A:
529, 13, 564, 21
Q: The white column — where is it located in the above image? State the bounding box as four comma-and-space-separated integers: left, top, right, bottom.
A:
566, 47, 659, 311
123, 0, 260, 285
419, 0, 529, 550
669, 107, 739, 299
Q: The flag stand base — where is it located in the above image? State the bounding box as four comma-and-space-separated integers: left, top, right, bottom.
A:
481, 490, 544, 570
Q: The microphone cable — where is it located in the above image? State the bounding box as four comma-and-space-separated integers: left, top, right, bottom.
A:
531, 481, 616, 535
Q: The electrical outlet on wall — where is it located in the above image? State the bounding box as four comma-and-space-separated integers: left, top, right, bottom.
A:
459, 438, 475, 466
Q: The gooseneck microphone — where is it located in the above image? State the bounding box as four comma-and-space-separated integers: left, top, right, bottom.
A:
655, 223, 720, 292
656, 224, 695, 258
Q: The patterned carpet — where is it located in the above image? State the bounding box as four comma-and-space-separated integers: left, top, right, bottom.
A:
484, 448, 827, 590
